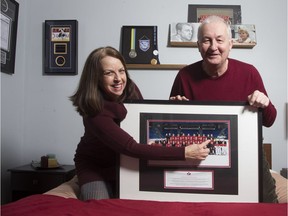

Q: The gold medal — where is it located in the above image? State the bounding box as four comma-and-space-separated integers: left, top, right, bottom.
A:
150, 58, 158, 65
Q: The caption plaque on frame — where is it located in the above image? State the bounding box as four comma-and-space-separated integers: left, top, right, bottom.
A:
44, 20, 78, 75
120, 100, 262, 203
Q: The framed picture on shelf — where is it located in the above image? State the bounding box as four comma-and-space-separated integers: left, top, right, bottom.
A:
231, 24, 257, 48
121, 26, 160, 65
169, 22, 200, 47
188, 4, 241, 24
120, 100, 263, 203
1, 0, 19, 74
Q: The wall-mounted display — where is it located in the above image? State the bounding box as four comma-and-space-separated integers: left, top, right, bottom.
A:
121, 26, 160, 65
44, 20, 78, 75
120, 100, 262, 203
1, 0, 19, 74
188, 4, 241, 24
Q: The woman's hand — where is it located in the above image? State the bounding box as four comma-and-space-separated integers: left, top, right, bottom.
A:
170, 95, 189, 101
184, 140, 210, 160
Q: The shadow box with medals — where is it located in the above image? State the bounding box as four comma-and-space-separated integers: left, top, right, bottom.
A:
44, 20, 78, 75
121, 26, 160, 65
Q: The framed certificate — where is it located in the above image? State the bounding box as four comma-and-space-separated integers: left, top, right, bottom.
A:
1, 0, 19, 74
120, 100, 263, 203
121, 26, 160, 65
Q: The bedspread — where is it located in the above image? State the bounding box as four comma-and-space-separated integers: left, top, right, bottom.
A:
1, 194, 287, 216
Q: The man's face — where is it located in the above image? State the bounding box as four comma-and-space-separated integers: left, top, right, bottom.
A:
197, 22, 232, 68
179, 24, 193, 41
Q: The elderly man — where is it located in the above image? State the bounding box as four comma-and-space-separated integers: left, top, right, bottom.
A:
170, 15, 277, 203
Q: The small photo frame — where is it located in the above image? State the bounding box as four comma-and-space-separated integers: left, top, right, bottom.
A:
44, 20, 78, 75
1, 0, 19, 74
231, 24, 257, 48
169, 22, 200, 47
121, 26, 160, 65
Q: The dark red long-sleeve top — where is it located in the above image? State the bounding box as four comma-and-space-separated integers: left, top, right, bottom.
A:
170, 58, 277, 127
74, 100, 185, 186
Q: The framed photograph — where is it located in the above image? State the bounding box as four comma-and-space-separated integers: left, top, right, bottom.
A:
120, 100, 263, 203
188, 4, 241, 24
121, 26, 160, 65
1, 0, 19, 74
169, 22, 199, 47
231, 24, 257, 48
44, 20, 78, 75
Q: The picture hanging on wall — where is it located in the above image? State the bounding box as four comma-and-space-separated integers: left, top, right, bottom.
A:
188, 4, 242, 24
1, 0, 19, 74
121, 26, 160, 65
44, 20, 78, 75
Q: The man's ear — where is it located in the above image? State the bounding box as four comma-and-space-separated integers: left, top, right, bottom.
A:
229, 40, 233, 50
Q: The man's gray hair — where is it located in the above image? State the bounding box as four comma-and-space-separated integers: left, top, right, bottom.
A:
197, 15, 232, 41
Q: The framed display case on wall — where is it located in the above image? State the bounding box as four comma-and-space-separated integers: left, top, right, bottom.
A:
44, 20, 78, 75
1, 0, 19, 74
121, 26, 160, 65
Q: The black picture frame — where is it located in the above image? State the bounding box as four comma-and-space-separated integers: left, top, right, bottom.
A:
188, 4, 242, 24
1, 0, 19, 74
120, 100, 263, 203
44, 20, 78, 75
120, 26, 160, 65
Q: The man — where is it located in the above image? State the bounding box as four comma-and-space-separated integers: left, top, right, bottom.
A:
171, 23, 193, 42
170, 15, 277, 203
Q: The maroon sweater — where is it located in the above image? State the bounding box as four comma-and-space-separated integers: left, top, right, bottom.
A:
170, 59, 277, 127
74, 100, 185, 186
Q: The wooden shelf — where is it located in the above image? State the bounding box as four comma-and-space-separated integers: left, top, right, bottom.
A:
126, 64, 186, 70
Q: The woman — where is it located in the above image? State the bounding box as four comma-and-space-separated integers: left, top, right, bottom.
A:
70, 46, 210, 201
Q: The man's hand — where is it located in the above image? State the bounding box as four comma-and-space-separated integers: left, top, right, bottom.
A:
247, 90, 269, 108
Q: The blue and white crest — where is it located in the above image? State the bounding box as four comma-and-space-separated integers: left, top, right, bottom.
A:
139, 36, 150, 52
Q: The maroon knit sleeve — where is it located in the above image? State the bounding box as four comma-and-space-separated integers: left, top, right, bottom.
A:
86, 114, 185, 161
249, 65, 277, 127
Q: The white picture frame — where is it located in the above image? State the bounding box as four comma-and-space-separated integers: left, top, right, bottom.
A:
119, 100, 262, 203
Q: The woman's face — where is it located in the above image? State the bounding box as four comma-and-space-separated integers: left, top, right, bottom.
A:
101, 56, 127, 101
